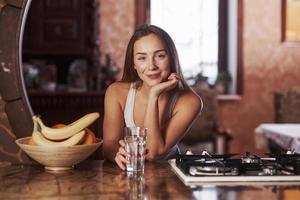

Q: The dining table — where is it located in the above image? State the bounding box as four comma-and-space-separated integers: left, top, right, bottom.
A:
255, 123, 300, 153
1, 160, 300, 200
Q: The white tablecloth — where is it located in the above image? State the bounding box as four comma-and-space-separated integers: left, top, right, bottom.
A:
255, 123, 300, 151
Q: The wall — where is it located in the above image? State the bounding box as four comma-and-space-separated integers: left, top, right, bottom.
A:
2, 0, 300, 158
0, 0, 135, 163
219, 0, 300, 153
99, 0, 135, 80
98, 0, 300, 153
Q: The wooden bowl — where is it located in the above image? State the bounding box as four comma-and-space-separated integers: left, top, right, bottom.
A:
16, 137, 102, 171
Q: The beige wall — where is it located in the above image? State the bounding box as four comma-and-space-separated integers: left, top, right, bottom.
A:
99, 0, 135, 80
98, 0, 300, 153
219, 0, 300, 153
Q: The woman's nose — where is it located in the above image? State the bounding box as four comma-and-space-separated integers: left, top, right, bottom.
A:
148, 58, 157, 70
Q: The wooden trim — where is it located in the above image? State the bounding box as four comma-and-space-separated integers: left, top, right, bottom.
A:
135, 0, 150, 29
281, 0, 300, 46
27, 90, 105, 96
217, 94, 241, 101
281, 0, 287, 42
218, 0, 228, 72
237, 0, 244, 95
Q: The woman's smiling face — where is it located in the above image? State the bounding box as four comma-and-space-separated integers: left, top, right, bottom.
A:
133, 33, 170, 86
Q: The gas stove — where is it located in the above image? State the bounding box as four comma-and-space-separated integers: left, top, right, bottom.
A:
170, 152, 300, 186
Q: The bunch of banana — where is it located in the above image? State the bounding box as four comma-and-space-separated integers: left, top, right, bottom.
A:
35, 112, 99, 140
30, 112, 99, 147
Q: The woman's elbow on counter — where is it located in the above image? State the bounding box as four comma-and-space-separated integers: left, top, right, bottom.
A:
102, 144, 115, 162
146, 150, 165, 161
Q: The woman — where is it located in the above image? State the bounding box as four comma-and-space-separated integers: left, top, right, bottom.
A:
103, 24, 202, 170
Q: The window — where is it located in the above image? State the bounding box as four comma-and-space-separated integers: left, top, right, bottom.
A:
135, 0, 243, 94
151, 0, 219, 85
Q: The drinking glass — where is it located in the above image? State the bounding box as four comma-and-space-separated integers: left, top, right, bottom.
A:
126, 172, 146, 200
124, 127, 147, 173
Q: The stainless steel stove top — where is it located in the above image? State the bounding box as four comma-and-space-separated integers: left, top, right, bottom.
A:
170, 153, 300, 186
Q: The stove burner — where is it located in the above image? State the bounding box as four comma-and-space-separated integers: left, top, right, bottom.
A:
189, 166, 239, 176
241, 152, 261, 164
260, 165, 277, 176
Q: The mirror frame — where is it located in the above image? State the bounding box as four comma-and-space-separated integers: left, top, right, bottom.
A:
0, 0, 33, 138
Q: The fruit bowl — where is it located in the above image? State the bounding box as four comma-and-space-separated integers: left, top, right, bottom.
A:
16, 137, 103, 171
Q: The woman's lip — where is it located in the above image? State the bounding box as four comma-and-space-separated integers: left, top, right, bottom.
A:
146, 74, 160, 79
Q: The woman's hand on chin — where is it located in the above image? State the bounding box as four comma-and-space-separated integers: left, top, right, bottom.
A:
149, 73, 179, 98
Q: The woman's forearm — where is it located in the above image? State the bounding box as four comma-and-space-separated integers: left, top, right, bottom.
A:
103, 142, 119, 162
144, 94, 166, 160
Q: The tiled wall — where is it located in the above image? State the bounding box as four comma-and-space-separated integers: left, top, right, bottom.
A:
219, 0, 300, 153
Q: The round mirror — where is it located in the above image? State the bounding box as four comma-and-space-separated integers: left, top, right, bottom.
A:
0, 0, 104, 162
0, 0, 33, 138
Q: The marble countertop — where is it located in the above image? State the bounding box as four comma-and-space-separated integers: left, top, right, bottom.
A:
1, 160, 300, 199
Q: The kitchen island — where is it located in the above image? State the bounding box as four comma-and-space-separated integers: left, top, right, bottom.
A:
0, 160, 299, 199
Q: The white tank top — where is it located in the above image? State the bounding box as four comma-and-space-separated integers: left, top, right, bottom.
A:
124, 82, 137, 127
123, 82, 180, 159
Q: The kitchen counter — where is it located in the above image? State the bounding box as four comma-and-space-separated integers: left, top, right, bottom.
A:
1, 160, 300, 200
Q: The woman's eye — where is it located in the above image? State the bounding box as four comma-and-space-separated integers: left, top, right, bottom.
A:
137, 57, 146, 61
156, 54, 166, 59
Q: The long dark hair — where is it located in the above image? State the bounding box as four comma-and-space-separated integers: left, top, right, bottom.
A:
121, 24, 189, 90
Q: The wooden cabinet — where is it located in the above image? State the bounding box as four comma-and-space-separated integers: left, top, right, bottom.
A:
28, 91, 104, 139
23, 0, 95, 56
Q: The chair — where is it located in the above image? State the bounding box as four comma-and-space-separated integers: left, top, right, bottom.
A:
271, 87, 300, 153
274, 87, 300, 123
179, 86, 232, 154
